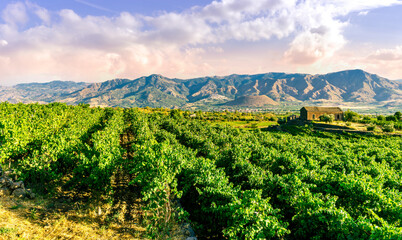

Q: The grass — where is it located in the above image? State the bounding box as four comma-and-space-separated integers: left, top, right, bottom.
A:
0, 171, 189, 240
0, 195, 146, 240
9, 204, 23, 210
0, 227, 15, 235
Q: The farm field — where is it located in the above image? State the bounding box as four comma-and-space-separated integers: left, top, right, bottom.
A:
0, 103, 402, 239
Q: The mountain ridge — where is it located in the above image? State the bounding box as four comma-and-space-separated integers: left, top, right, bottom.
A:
1, 69, 401, 108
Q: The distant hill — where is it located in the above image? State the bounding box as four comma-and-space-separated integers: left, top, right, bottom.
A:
224, 95, 278, 107
1, 70, 401, 108
0, 81, 88, 103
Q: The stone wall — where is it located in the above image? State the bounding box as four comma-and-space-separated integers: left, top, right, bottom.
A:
0, 167, 35, 199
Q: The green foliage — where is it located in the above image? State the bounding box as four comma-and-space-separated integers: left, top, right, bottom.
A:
219, 190, 289, 239
362, 115, 372, 121
277, 118, 287, 124
385, 115, 397, 122
377, 115, 385, 121
131, 140, 186, 238
0, 227, 14, 235
319, 114, 334, 123
395, 111, 402, 121
70, 108, 125, 197
1, 103, 402, 239
344, 110, 360, 122
169, 109, 183, 119
382, 124, 394, 132
366, 124, 376, 131
0, 121, 4, 145
268, 116, 278, 121
250, 123, 258, 129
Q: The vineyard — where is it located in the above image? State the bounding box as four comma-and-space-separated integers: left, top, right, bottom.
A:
0, 102, 402, 239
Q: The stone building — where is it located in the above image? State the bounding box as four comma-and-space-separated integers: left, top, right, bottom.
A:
300, 107, 343, 121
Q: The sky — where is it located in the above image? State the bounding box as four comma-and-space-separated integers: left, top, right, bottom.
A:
1, 0, 402, 85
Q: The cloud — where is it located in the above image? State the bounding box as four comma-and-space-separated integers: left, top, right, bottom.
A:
369, 45, 402, 61
281, 0, 395, 64
358, 11, 369, 16
1, 2, 28, 26
284, 31, 346, 64
302, 45, 402, 80
284, 11, 348, 64
0, 0, 402, 84
0, 40, 7, 46
354, 45, 402, 79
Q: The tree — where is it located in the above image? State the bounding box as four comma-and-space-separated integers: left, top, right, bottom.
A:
366, 124, 376, 131
383, 123, 395, 132
344, 110, 359, 122
395, 111, 402, 121
377, 115, 385, 121
386, 115, 397, 122
319, 114, 334, 123
363, 115, 371, 121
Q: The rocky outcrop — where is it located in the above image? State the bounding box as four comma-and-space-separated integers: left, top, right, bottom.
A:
0, 167, 35, 199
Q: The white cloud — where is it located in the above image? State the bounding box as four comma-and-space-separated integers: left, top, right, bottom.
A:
332, 0, 402, 13
1, 2, 28, 26
350, 45, 402, 79
25, 1, 51, 24
358, 11, 369, 16
1, 0, 402, 84
298, 45, 402, 80
370, 45, 402, 60
284, 3, 349, 64
0, 39, 7, 46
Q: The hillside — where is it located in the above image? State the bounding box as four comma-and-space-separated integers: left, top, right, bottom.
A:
0, 81, 88, 103
0, 70, 401, 108
224, 95, 278, 106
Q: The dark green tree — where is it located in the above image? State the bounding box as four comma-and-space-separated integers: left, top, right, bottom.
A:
344, 110, 359, 122
319, 114, 334, 123
386, 115, 397, 122
377, 115, 385, 121
395, 111, 402, 121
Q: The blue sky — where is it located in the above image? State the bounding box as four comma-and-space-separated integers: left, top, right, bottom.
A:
0, 0, 402, 85
0, 0, 213, 17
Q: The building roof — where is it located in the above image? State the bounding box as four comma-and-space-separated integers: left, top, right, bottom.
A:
301, 106, 343, 113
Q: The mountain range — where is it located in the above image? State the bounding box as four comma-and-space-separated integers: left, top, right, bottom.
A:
1, 69, 401, 109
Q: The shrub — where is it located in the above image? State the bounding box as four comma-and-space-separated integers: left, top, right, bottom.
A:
363, 116, 372, 121
250, 123, 258, 129
268, 116, 278, 121
377, 115, 385, 121
277, 118, 287, 124
395, 111, 402, 121
366, 124, 376, 131
319, 114, 334, 123
344, 110, 359, 122
382, 124, 394, 132
386, 115, 397, 122
170, 109, 183, 119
